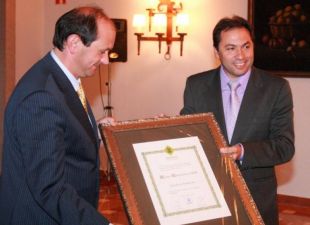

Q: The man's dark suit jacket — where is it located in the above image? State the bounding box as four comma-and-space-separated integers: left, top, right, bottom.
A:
0, 53, 110, 225
180, 67, 295, 225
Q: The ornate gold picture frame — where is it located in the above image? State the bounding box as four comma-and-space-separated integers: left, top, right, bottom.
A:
99, 113, 264, 225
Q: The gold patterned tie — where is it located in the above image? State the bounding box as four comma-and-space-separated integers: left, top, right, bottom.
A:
77, 82, 88, 113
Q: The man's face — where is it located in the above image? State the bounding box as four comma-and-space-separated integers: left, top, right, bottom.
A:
214, 27, 254, 80
74, 19, 116, 78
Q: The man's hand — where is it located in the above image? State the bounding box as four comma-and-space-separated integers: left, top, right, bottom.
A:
220, 144, 243, 160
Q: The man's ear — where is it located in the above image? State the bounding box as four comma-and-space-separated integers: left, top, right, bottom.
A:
65, 34, 81, 54
213, 47, 220, 60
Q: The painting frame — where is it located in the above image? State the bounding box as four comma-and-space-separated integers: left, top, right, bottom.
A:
99, 113, 264, 225
248, 0, 310, 77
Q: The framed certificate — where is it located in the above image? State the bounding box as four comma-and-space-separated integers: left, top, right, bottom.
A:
99, 113, 264, 225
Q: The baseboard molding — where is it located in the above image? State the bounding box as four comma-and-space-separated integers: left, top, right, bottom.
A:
278, 194, 310, 207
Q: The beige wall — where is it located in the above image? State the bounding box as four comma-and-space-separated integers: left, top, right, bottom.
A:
1, 0, 16, 173
16, 0, 44, 81
15, 0, 310, 198
0, 0, 4, 171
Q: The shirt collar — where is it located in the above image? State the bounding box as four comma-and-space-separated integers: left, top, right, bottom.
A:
220, 66, 251, 91
50, 50, 81, 91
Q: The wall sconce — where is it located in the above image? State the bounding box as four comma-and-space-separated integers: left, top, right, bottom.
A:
133, 0, 189, 60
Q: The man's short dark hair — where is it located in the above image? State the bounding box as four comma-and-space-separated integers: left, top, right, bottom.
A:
53, 6, 114, 51
213, 15, 254, 50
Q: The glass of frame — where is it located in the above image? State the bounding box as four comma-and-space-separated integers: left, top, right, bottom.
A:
99, 113, 264, 225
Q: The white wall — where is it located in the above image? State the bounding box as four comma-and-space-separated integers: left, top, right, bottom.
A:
15, 0, 309, 198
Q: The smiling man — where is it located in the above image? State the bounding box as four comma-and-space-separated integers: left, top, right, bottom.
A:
0, 6, 116, 225
180, 15, 295, 225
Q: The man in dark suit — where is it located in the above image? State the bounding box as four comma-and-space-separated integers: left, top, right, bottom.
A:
180, 16, 295, 225
0, 6, 115, 225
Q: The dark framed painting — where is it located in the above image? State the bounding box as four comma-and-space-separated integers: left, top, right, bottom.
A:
99, 113, 264, 225
248, 0, 310, 77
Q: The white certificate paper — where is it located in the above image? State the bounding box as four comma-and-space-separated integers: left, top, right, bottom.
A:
133, 136, 231, 225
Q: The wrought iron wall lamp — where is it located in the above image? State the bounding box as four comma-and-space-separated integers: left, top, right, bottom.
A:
133, 0, 189, 60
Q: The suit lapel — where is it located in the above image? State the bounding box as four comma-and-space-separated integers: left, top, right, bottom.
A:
203, 69, 228, 141
231, 68, 262, 144
87, 101, 100, 147
42, 54, 98, 148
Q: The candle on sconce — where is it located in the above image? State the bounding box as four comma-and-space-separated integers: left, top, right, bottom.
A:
133, 14, 147, 33
153, 14, 167, 34
176, 13, 189, 33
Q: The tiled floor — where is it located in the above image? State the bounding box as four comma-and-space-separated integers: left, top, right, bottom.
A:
98, 175, 310, 225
